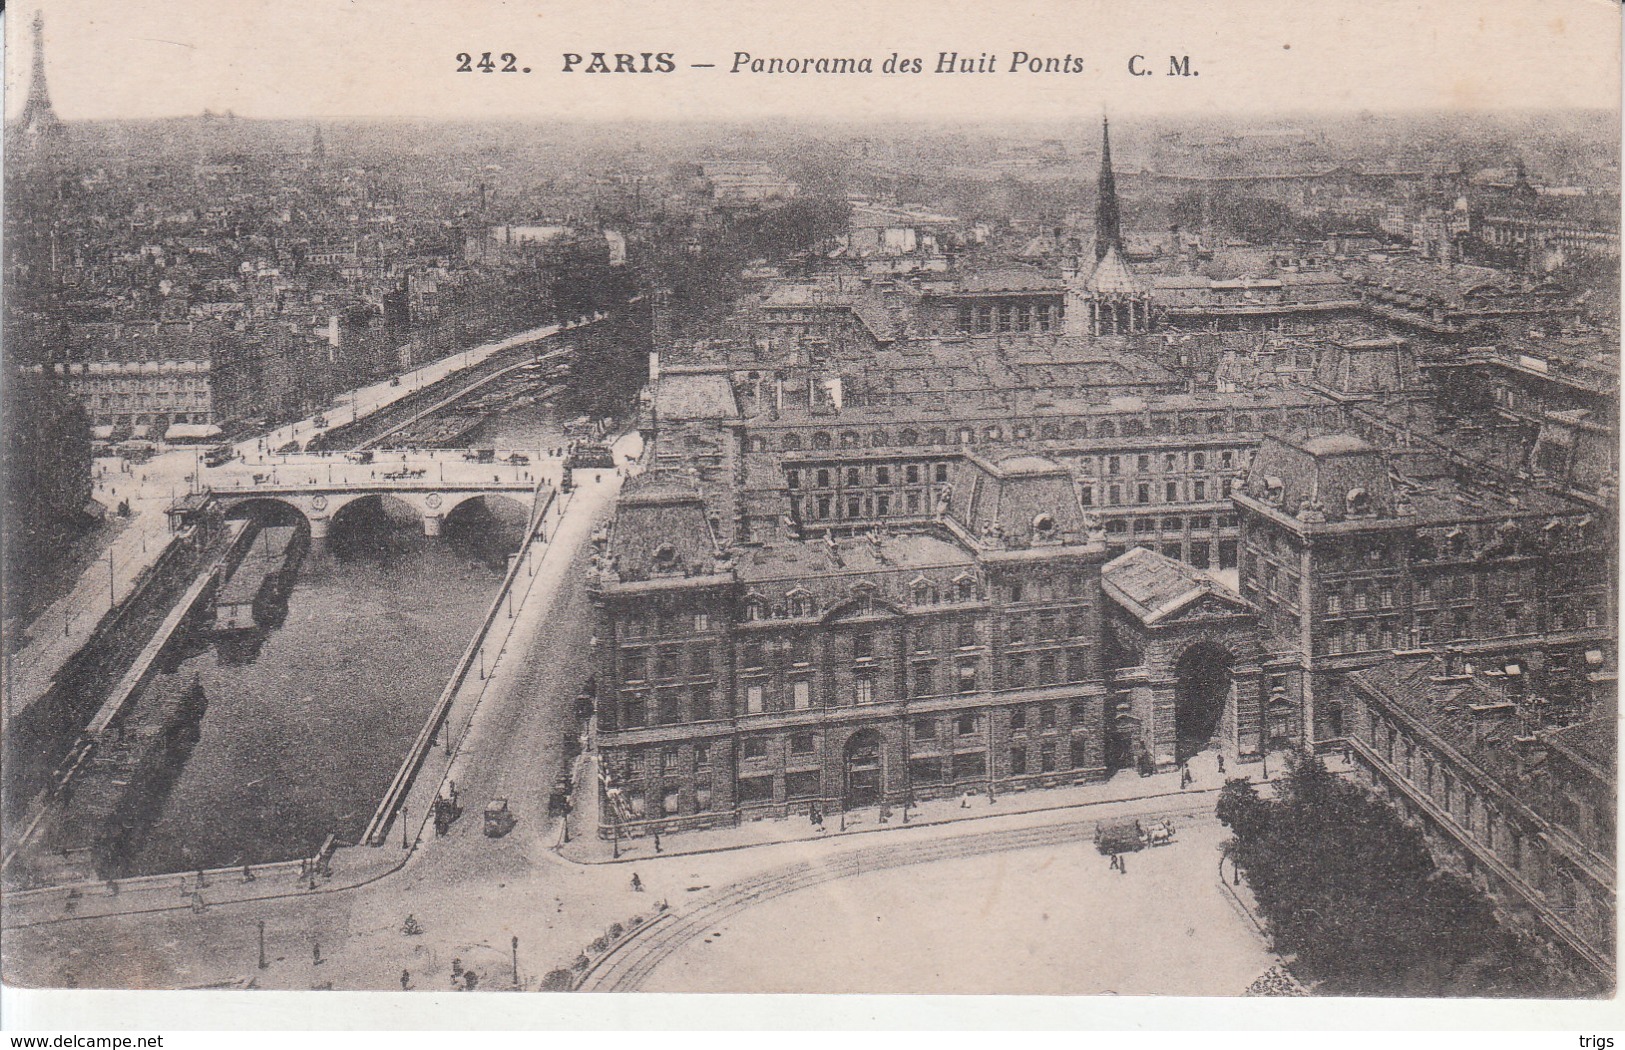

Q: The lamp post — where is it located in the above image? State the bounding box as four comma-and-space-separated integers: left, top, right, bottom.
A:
511, 935, 520, 988
257, 919, 268, 969
402, 804, 410, 850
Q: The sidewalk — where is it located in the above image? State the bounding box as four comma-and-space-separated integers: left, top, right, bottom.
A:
559, 749, 1342, 865
2, 835, 404, 931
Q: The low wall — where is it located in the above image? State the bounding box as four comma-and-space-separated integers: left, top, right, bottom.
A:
362, 483, 559, 846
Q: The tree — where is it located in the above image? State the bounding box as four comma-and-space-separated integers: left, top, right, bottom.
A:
1215, 776, 1267, 840
1223, 754, 1561, 996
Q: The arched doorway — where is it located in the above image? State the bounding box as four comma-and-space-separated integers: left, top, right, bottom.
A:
1173, 643, 1232, 762
843, 729, 884, 808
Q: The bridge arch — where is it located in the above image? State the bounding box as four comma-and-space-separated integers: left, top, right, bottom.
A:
221, 496, 311, 530
444, 491, 531, 525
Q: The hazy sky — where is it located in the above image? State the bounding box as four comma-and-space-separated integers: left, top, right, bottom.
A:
5, 0, 1621, 123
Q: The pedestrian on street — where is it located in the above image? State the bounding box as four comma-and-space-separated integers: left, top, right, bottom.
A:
1109, 853, 1119, 872
1217, 753, 1226, 775
1119, 854, 1127, 875
653, 830, 662, 853
401, 969, 412, 991
631, 873, 643, 892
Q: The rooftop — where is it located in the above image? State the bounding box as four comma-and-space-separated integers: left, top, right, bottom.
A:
1101, 546, 1248, 626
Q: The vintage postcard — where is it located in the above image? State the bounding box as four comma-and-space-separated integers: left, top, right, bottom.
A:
0, 0, 1619, 1028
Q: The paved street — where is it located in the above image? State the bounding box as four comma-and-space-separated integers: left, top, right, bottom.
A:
630, 818, 1270, 995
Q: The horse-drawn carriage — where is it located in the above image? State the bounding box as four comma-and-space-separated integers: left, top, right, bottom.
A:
1093, 816, 1177, 855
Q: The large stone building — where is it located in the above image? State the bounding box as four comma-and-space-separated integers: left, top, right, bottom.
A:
1337, 650, 1615, 984
1234, 431, 1612, 746
590, 455, 1120, 831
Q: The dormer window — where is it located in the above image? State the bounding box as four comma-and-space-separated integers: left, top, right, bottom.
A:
652, 542, 677, 570
1262, 476, 1284, 506
1346, 488, 1371, 517
1032, 513, 1056, 539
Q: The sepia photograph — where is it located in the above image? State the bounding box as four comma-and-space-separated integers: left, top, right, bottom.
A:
0, 0, 1620, 1030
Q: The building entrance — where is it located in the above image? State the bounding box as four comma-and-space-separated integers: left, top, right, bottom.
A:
1174, 644, 1232, 762
844, 729, 883, 807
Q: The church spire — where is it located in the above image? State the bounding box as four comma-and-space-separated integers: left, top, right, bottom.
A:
21, 11, 65, 144
1094, 117, 1122, 262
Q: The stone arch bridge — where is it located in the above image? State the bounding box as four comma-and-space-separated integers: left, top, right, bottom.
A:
199, 478, 542, 539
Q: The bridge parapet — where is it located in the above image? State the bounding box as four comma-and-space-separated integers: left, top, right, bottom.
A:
204, 478, 546, 537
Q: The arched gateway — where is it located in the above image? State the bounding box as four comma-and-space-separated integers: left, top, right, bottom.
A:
1101, 547, 1271, 770
1174, 642, 1234, 762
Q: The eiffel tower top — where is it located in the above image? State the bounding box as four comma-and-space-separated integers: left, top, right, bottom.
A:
21, 11, 66, 141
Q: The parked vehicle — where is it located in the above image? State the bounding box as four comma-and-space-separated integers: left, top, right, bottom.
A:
204, 444, 236, 467
483, 798, 517, 838
345, 450, 375, 464
464, 448, 496, 463
506, 452, 530, 465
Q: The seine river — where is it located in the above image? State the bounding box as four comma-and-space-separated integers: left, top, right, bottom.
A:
120, 496, 527, 877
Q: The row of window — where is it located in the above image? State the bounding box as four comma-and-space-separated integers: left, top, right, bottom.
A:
1080, 450, 1248, 476
1359, 710, 1613, 945
787, 463, 952, 489
955, 302, 1058, 334
763, 408, 1326, 452
1081, 477, 1232, 506
621, 610, 713, 639
1325, 586, 1397, 615
617, 740, 1095, 813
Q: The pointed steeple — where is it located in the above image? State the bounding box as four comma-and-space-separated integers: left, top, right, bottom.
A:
21, 12, 65, 143
1094, 117, 1122, 262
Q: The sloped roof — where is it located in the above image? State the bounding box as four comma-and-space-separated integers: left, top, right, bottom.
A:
948, 453, 1090, 549
607, 471, 720, 580
1242, 432, 1394, 522
1101, 546, 1250, 626
1085, 246, 1144, 295
653, 374, 740, 421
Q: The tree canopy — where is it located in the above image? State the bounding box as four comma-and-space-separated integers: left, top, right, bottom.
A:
1218, 753, 1577, 997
